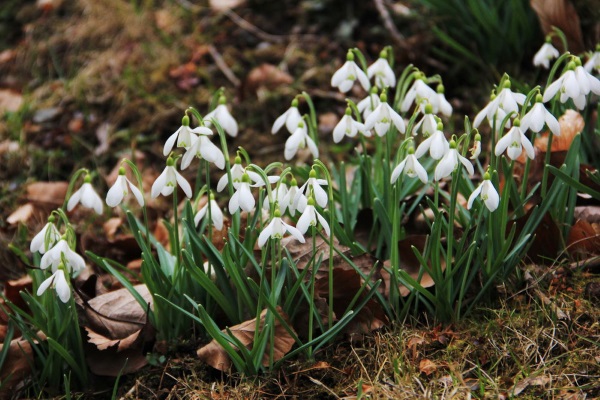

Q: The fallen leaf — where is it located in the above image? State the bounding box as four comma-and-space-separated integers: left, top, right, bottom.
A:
0, 339, 33, 396
567, 219, 600, 258
574, 206, 600, 223
0, 89, 23, 114
530, 0, 584, 53
94, 122, 111, 156
510, 374, 551, 396
26, 181, 68, 206
533, 110, 584, 153
419, 358, 437, 375
6, 203, 34, 225
245, 64, 293, 96
169, 62, 199, 91
196, 307, 295, 371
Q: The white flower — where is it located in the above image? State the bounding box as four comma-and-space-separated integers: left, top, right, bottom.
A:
434, 142, 474, 181
295, 171, 328, 209
284, 122, 319, 160
520, 96, 560, 136
163, 115, 196, 156
364, 97, 406, 137
415, 126, 449, 160
412, 103, 437, 136
367, 56, 396, 88
37, 269, 71, 303
217, 158, 278, 193
584, 49, 600, 73
67, 175, 103, 215
40, 239, 86, 274
469, 134, 481, 160
533, 42, 560, 69
262, 183, 289, 214
391, 152, 428, 184
30, 220, 61, 254
228, 174, 255, 214
435, 84, 453, 117
331, 51, 370, 93
468, 174, 499, 212
400, 78, 437, 113
474, 81, 525, 128
181, 127, 225, 170
357, 90, 381, 120
494, 122, 535, 160
106, 168, 144, 207
333, 109, 369, 143
543, 61, 600, 109
272, 100, 303, 134
283, 179, 306, 216
296, 201, 330, 237
151, 158, 193, 198
574, 64, 600, 96
258, 215, 305, 248
194, 197, 224, 230
204, 99, 238, 137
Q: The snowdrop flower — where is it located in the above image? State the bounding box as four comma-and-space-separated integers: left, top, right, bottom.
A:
163, 115, 196, 156
495, 119, 535, 160
415, 122, 449, 160
263, 182, 289, 214
391, 147, 428, 184
181, 126, 225, 170
284, 121, 319, 160
217, 156, 278, 193
258, 209, 305, 248
30, 217, 61, 254
37, 268, 70, 303
333, 107, 369, 143
229, 173, 255, 214
194, 193, 224, 230
331, 50, 370, 93
67, 174, 103, 215
204, 96, 238, 137
367, 50, 396, 88
467, 171, 499, 212
283, 178, 306, 216
434, 140, 474, 181
151, 157, 192, 198
272, 98, 302, 134
357, 87, 381, 120
295, 169, 328, 209
400, 76, 437, 113
435, 84, 453, 117
412, 103, 437, 137
40, 238, 85, 274
474, 80, 525, 128
543, 59, 600, 109
584, 45, 600, 73
364, 93, 406, 137
106, 167, 144, 207
296, 196, 330, 237
469, 133, 481, 160
533, 40, 560, 69
520, 94, 560, 136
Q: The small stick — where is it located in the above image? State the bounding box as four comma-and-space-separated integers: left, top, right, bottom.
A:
208, 45, 241, 87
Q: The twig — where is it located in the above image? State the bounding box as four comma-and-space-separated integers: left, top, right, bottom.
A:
523, 269, 569, 320
208, 45, 241, 88
307, 377, 341, 399
568, 255, 600, 271
373, 0, 405, 47
224, 9, 286, 44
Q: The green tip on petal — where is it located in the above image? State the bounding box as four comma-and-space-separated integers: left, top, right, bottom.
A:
370, 86, 379, 94
425, 102, 433, 114
182, 115, 190, 126
166, 157, 175, 166
209, 192, 215, 200
346, 50, 354, 61
298, 121, 305, 128
573, 57, 582, 67
545, 35, 552, 43
118, 167, 126, 175
596, 44, 600, 52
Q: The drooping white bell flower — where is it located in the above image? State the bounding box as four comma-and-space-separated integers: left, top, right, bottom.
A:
283, 178, 306, 216
284, 121, 319, 160
543, 59, 600, 109
333, 107, 369, 143
181, 126, 225, 170
67, 174, 103, 215
520, 94, 560, 137
467, 171, 500, 212
533, 41, 560, 69
364, 93, 405, 137
37, 268, 71, 303
216, 156, 278, 193
412, 102, 438, 137
194, 194, 224, 230
494, 119, 535, 160
204, 96, 238, 137
434, 140, 474, 181
390, 147, 428, 184
435, 84, 453, 117
228, 173, 256, 214
415, 122, 449, 160
296, 196, 330, 237
272, 98, 303, 134
331, 50, 370, 93
469, 133, 482, 160
40, 238, 86, 274
163, 115, 197, 156
584, 45, 600, 73
367, 50, 396, 88
106, 167, 145, 207
400, 76, 437, 113
474, 79, 525, 128
258, 209, 305, 248
30, 217, 61, 254
263, 182, 289, 214
151, 157, 193, 198
294, 169, 328, 209
357, 88, 381, 120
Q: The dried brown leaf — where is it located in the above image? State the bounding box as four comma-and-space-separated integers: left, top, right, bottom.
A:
0, 339, 32, 396
419, 358, 437, 375
6, 203, 35, 225
0, 89, 23, 114
245, 64, 293, 94
196, 307, 295, 371
530, 0, 584, 53
26, 181, 68, 206
533, 110, 584, 153
567, 219, 600, 258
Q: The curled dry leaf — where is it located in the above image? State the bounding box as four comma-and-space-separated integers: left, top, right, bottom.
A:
26, 181, 68, 207
419, 358, 437, 376
196, 306, 295, 371
567, 219, 600, 258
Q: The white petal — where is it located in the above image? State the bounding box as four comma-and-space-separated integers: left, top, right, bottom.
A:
229, 191, 240, 213
217, 173, 229, 192
194, 204, 208, 226
199, 137, 226, 169
520, 131, 535, 160
163, 129, 179, 156
356, 68, 371, 91
467, 185, 482, 209
414, 159, 429, 184
296, 207, 314, 234
316, 212, 331, 237
211, 202, 224, 230
482, 181, 500, 212
389, 108, 406, 133
543, 77, 563, 102
312, 183, 328, 208
258, 220, 275, 248
306, 136, 319, 159
54, 270, 71, 303
106, 177, 126, 207
217, 105, 238, 137
127, 178, 145, 206
239, 184, 255, 212
390, 159, 406, 183
495, 131, 512, 157
36, 273, 55, 297
67, 188, 82, 211
458, 154, 474, 176
331, 62, 350, 87
284, 222, 305, 243
545, 112, 561, 136
175, 171, 193, 198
